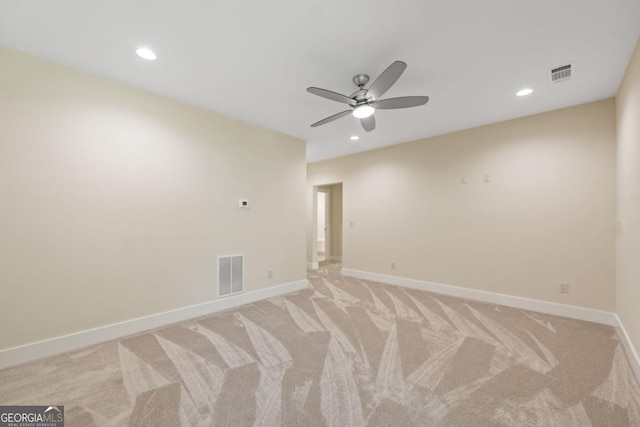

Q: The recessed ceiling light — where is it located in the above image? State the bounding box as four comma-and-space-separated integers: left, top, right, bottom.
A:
136, 47, 157, 61
350, 136, 359, 141
352, 105, 375, 118
516, 88, 533, 97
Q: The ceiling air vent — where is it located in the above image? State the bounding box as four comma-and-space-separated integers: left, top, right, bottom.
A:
549, 64, 573, 83
218, 254, 244, 297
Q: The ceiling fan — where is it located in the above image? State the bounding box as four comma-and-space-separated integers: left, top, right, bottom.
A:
307, 61, 429, 132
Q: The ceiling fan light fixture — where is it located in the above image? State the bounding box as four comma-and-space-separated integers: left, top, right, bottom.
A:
352, 105, 375, 118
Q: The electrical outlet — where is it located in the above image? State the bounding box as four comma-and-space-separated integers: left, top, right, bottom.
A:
268, 270, 273, 280
460, 175, 467, 184
390, 261, 396, 270
559, 281, 569, 294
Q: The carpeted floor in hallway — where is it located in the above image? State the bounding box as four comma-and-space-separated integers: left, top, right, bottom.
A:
1, 263, 639, 426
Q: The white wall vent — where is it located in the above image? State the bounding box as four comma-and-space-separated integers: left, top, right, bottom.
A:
218, 254, 244, 297
549, 63, 574, 83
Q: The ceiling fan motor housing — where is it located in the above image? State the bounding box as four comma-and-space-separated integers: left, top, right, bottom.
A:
350, 88, 369, 104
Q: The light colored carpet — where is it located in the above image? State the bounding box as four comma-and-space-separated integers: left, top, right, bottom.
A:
1, 264, 639, 426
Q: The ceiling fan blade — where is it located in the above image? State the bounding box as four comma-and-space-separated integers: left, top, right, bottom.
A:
367, 61, 407, 100
311, 110, 352, 127
360, 115, 375, 132
307, 87, 355, 105
375, 96, 429, 110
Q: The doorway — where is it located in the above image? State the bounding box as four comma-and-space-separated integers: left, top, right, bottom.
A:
313, 183, 343, 268
317, 188, 330, 262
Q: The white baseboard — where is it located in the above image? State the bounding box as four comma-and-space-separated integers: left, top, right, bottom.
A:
341, 268, 617, 326
614, 314, 640, 383
342, 268, 640, 383
0, 279, 308, 370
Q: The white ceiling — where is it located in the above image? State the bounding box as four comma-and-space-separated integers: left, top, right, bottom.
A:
1, 1, 639, 162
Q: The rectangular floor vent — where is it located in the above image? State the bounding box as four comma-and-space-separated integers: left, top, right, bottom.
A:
218, 254, 244, 297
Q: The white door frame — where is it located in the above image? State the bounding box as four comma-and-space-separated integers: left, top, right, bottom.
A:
317, 187, 331, 262
311, 183, 343, 269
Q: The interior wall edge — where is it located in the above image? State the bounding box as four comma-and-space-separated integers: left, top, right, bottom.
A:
615, 314, 640, 384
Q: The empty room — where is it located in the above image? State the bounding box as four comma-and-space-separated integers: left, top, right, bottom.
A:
1, 1, 640, 426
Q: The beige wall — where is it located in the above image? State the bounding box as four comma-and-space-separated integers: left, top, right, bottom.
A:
616, 39, 640, 354
0, 47, 306, 350
308, 99, 616, 310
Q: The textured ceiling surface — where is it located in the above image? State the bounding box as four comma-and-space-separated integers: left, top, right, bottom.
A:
1, 0, 639, 161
